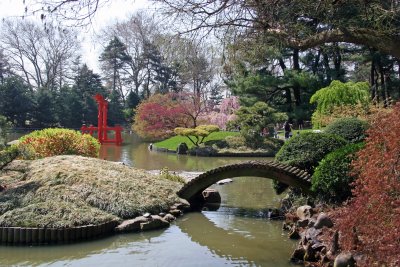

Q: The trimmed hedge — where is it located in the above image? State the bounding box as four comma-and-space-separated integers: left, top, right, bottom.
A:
18, 128, 100, 159
324, 117, 368, 143
276, 132, 347, 174
311, 142, 365, 203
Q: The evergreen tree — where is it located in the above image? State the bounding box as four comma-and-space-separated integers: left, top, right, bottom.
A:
0, 77, 33, 127
99, 37, 132, 102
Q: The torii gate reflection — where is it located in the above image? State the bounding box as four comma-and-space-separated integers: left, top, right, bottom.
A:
81, 94, 123, 145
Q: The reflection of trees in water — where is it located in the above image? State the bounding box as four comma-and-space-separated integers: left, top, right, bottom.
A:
178, 212, 294, 266
0, 230, 164, 265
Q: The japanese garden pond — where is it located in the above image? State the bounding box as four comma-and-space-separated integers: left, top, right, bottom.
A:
1, 133, 297, 266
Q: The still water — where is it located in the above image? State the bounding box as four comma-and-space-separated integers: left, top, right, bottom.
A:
0, 133, 296, 266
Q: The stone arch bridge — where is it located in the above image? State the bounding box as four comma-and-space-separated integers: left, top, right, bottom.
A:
177, 161, 312, 205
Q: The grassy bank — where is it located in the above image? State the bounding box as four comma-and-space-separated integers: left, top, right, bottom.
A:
154, 131, 240, 150
0, 156, 181, 228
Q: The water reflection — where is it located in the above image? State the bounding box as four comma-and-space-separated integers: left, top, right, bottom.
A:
100, 133, 273, 171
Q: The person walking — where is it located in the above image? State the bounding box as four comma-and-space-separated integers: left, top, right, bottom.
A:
284, 121, 292, 140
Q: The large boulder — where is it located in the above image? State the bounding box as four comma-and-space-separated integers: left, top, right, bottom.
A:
176, 143, 188, 154
314, 213, 334, 229
202, 188, 221, 203
297, 205, 313, 220
115, 216, 149, 232
140, 215, 170, 231
334, 252, 356, 267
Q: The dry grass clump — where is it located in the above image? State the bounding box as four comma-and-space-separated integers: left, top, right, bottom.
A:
0, 156, 181, 227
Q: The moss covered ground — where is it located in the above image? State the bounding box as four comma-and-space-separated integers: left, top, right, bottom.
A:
0, 156, 181, 228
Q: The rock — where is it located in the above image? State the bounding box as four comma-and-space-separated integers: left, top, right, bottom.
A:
171, 199, 191, 211
202, 188, 221, 203
334, 252, 356, 267
304, 227, 322, 244
115, 216, 149, 232
330, 230, 339, 255
163, 213, 176, 222
176, 143, 188, 154
290, 247, 305, 263
296, 205, 313, 220
282, 222, 292, 231
297, 219, 309, 228
158, 212, 166, 217
304, 242, 317, 262
289, 226, 301, 239
140, 215, 170, 231
314, 213, 333, 229
188, 146, 217, 156
169, 209, 182, 217
217, 178, 233, 185
143, 212, 152, 218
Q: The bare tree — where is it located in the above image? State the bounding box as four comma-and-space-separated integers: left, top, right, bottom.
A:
0, 19, 79, 90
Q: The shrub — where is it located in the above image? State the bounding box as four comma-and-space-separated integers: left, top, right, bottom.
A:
225, 135, 246, 148
18, 128, 100, 159
334, 103, 400, 266
324, 117, 368, 143
276, 132, 347, 174
0, 145, 19, 170
311, 142, 365, 203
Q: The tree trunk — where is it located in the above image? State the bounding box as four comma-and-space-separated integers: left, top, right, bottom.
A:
292, 49, 301, 106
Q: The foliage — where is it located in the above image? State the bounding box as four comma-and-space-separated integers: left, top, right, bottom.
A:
0, 77, 34, 127
154, 131, 239, 150
311, 103, 391, 128
224, 135, 246, 149
311, 142, 365, 203
132, 93, 186, 140
174, 125, 219, 147
159, 167, 186, 184
276, 132, 347, 174
18, 128, 100, 159
200, 96, 240, 130
334, 103, 400, 266
0, 115, 12, 148
231, 101, 287, 149
310, 80, 370, 128
324, 117, 369, 143
0, 145, 19, 170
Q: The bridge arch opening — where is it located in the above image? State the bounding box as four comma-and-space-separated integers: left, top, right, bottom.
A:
177, 161, 311, 206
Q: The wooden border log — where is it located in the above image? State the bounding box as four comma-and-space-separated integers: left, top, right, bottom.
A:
20, 228, 26, 244
13, 227, 21, 244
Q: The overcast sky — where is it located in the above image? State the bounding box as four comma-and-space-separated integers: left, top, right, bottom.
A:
0, 0, 151, 72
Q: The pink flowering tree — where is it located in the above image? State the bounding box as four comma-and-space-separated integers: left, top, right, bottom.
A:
200, 96, 240, 130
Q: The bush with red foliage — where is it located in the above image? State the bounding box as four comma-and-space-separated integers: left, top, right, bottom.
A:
334, 103, 400, 266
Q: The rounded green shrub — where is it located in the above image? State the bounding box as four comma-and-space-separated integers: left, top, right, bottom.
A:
18, 128, 100, 159
324, 117, 368, 143
276, 132, 347, 174
312, 142, 365, 203
225, 135, 246, 148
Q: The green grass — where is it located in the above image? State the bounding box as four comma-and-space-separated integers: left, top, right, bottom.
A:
154, 131, 240, 150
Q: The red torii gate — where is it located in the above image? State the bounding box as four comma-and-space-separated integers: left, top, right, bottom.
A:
81, 94, 123, 145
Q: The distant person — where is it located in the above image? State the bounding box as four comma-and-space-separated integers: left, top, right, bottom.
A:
298, 118, 304, 130
262, 127, 268, 137
273, 124, 279, 138
284, 121, 292, 139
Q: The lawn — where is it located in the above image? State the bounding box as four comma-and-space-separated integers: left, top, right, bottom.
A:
154, 131, 240, 150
